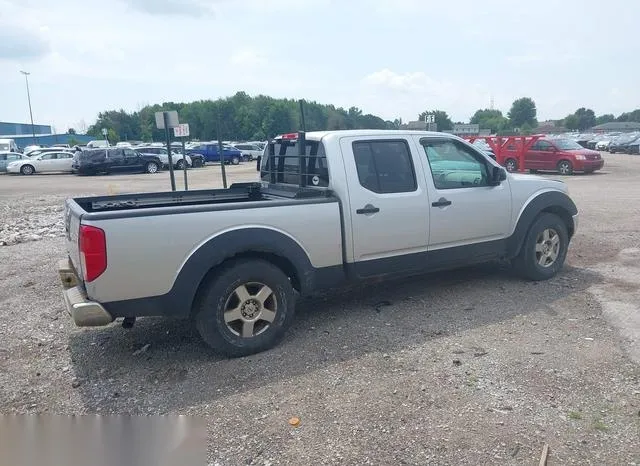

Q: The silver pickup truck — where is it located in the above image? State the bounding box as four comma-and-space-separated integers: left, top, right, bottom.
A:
58, 130, 578, 357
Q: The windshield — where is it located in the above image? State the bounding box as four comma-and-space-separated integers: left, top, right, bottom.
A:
553, 139, 584, 150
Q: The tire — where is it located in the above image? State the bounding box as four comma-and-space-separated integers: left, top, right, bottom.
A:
505, 158, 518, 173
145, 162, 159, 174
512, 213, 569, 281
529, 169, 539, 174
195, 259, 295, 357
557, 160, 573, 175
175, 160, 185, 170
231, 156, 240, 165
20, 164, 35, 175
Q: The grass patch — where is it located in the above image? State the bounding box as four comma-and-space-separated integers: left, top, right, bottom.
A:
592, 419, 608, 431
568, 411, 582, 420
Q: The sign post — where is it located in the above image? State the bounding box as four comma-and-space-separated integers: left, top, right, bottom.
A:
155, 111, 179, 191
101, 128, 109, 145
173, 123, 190, 191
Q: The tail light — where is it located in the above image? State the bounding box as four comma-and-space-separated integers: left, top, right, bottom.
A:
79, 225, 107, 282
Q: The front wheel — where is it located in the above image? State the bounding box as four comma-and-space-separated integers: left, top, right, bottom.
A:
512, 213, 569, 281
505, 158, 518, 173
175, 160, 185, 170
145, 162, 159, 174
20, 164, 35, 175
195, 259, 295, 357
231, 156, 240, 165
557, 160, 573, 175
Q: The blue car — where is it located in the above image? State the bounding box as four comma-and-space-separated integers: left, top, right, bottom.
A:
186, 143, 243, 165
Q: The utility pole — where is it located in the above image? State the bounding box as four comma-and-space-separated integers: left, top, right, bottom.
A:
20, 71, 37, 144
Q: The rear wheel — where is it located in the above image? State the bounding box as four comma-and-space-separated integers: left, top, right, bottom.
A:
557, 160, 573, 175
175, 160, 185, 170
505, 158, 518, 173
231, 156, 240, 165
512, 213, 569, 281
20, 164, 35, 175
195, 259, 295, 357
145, 162, 159, 174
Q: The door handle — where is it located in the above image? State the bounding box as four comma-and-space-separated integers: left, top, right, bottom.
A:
356, 204, 380, 215
431, 197, 452, 207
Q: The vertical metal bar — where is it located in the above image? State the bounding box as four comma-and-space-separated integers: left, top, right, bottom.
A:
298, 131, 306, 187
181, 137, 188, 190
217, 116, 227, 189
163, 112, 176, 191
268, 141, 276, 184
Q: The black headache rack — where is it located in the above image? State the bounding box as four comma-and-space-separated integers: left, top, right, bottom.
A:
260, 131, 332, 195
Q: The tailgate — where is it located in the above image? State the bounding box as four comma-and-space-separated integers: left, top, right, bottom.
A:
64, 199, 84, 282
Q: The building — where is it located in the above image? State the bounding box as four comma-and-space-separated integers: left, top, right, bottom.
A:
534, 121, 567, 134
591, 122, 640, 133
1, 120, 93, 148
451, 124, 480, 136
399, 120, 437, 131
0, 121, 52, 137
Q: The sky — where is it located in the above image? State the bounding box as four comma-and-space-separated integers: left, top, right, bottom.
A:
1, 0, 639, 132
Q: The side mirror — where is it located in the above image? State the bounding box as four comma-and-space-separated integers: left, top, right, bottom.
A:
491, 166, 507, 185
256, 155, 262, 172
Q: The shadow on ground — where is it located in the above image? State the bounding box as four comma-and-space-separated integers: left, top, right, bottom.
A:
68, 263, 602, 413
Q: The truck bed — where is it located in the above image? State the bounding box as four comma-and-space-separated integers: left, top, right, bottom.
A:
72, 182, 335, 215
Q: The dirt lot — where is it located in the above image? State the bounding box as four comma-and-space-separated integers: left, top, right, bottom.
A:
1, 158, 639, 465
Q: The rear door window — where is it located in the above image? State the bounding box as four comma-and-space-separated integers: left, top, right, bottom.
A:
352, 140, 416, 193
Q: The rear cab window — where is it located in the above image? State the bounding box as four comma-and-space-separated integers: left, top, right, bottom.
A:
352, 140, 417, 193
261, 136, 329, 187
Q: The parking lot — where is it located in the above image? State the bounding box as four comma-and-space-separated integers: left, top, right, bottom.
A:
0, 156, 639, 464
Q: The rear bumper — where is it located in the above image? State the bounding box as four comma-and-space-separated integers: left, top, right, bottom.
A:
58, 258, 114, 327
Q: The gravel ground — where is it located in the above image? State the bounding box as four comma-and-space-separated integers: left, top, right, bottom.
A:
0, 158, 639, 465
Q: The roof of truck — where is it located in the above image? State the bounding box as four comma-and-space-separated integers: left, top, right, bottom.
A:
303, 129, 449, 140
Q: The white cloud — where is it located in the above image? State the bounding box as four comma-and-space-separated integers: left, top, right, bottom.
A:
230, 48, 268, 67
121, 0, 217, 16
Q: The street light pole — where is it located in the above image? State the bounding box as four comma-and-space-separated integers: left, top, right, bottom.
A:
20, 71, 37, 145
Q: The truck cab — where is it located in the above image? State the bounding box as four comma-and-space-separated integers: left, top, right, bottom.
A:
186, 143, 243, 165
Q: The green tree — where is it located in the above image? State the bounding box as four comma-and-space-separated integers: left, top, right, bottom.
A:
508, 97, 537, 128
595, 114, 615, 125
470, 109, 510, 133
616, 109, 640, 122
418, 110, 453, 131
67, 128, 76, 135
573, 108, 596, 131
563, 114, 579, 131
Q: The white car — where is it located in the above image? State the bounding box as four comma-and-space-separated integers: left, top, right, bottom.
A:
7, 151, 75, 175
231, 143, 264, 161
136, 146, 192, 169
595, 140, 611, 150
87, 140, 110, 149
116, 142, 133, 148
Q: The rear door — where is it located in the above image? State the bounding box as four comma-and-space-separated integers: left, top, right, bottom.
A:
108, 149, 126, 170
414, 136, 512, 253
52, 152, 73, 171
123, 149, 143, 170
340, 136, 430, 278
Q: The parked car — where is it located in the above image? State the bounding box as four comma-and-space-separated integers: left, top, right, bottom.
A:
186, 143, 243, 165
626, 137, 640, 155
471, 139, 496, 159
72, 148, 163, 175
0, 152, 25, 172
7, 151, 74, 175
136, 146, 193, 170
503, 138, 603, 175
230, 143, 264, 161
22, 144, 42, 155
52, 143, 71, 149
24, 147, 74, 158
609, 133, 640, 154
115, 142, 133, 148
86, 140, 110, 149
0, 138, 20, 152
58, 129, 578, 357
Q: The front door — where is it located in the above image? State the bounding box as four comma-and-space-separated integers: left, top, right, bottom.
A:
535, 140, 558, 170
414, 136, 512, 256
123, 149, 143, 171
340, 137, 430, 278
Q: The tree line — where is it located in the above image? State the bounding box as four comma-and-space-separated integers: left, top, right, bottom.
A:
83, 92, 395, 143
79, 92, 640, 142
